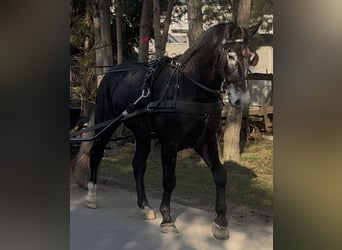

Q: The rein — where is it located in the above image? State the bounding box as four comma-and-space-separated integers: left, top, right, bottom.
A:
169, 54, 248, 96
167, 27, 249, 96
169, 60, 221, 95
182, 72, 221, 95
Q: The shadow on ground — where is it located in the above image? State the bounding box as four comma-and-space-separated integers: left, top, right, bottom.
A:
70, 183, 273, 250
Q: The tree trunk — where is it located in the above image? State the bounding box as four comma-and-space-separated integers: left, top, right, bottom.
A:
237, 0, 252, 27
115, 0, 123, 64
160, 0, 174, 55
113, 0, 124, 138
152, 0, 162, 59
223, 105, 243, 162
92, 0, 103, 87
138, 0, 153, 62
222, 0, 251, 163
99, 0, 113, 73
92, 0, 113, 87
186, 0, 203, 47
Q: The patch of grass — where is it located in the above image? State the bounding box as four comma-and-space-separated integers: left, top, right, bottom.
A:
99, 139, 273, 210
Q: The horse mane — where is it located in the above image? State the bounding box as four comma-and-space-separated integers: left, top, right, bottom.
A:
178, 22, 239, 71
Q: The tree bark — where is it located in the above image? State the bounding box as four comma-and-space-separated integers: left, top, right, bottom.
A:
160, 0, 174, 55
138, 0, 153, 62
186, 0, 204, 47
92, 0, 113, 87
222, 0, 251, 163
115, 0, 123, 64
237, 0, 252, 27
152, 0, 162, 59
99, 0, 113, 73
92, 0, 103, 87
223, 105, 243, 162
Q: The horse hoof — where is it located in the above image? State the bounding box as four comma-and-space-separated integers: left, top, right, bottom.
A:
141, 207, 156, 220
84, 198, 97, 209
211, 222, 229, 240
160, 222, 179, 234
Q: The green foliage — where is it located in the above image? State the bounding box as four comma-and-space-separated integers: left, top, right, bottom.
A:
70, 19, 92, 53
171, 1, 188, 25
70, 0, 143, 101
70, 1, 96, 101
203, 4, 234, 25
112, 0, 142, 60
251, 0, 273, 20
202, 0, 273, 25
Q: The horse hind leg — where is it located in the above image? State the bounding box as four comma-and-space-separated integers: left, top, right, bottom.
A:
84, 123, 120, 209
159, 143, 179, 234
132, 136, 156, 220
195, 137, 229, 240
72, 112, 96, 189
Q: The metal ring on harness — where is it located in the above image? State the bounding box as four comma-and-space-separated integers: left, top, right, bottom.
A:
170, 60, 180, 67
145, 69, 154, 77
142, 88, 150, 98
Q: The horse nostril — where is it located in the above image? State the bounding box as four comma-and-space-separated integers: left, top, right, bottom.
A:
234, 99, 241, 107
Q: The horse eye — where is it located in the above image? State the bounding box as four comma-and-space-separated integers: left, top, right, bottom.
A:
227, 52, 236, 60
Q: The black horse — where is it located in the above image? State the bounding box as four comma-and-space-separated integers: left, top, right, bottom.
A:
73, 22, 261, 240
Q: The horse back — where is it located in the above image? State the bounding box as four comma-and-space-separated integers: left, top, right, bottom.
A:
96, 63, 148, 116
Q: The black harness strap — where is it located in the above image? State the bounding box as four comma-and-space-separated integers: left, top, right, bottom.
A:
70, 113, 124, 142
182, 72, 221, 95
122, 100, 223, 121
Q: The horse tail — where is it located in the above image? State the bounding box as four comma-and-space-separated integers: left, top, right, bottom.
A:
71, 111, 95, 189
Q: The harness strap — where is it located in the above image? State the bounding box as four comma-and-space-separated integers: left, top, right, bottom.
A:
169, 59, 220, 95
122, 100, 223, 121
182, 72, 221, 95
70, 113, 124, 142
70, 117, 115, 138
150, 67, 177, 109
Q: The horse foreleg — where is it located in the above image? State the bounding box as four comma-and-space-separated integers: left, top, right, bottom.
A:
133, 136, 156, 220
195, 137, 229, 240
159, 143, 179, 234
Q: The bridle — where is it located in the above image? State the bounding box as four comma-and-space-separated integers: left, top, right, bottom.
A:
168, 59, 221, 95
167, 40, 252, 96
219, 44, 252, 91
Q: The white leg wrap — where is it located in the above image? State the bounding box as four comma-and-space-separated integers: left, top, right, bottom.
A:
141, 206, 156, 220
85, 182, 97, 208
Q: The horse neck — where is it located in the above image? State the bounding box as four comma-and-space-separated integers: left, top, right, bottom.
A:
180, 45, 222, 91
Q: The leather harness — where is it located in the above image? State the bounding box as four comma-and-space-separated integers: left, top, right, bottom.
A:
121, 57, 224, 145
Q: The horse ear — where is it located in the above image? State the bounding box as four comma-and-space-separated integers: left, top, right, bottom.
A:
248, 20, 262, 38
223, 24, 231, 42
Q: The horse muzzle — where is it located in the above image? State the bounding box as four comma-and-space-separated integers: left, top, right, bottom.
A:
229, 93, 250, 108
226, 83, 250, 109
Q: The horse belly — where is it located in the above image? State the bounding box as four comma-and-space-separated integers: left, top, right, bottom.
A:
153, 113, 220, 149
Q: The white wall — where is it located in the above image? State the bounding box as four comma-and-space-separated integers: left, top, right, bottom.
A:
249, 46, 273, 74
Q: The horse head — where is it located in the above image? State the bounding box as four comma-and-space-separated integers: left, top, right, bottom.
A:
217, 22, 262, 108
